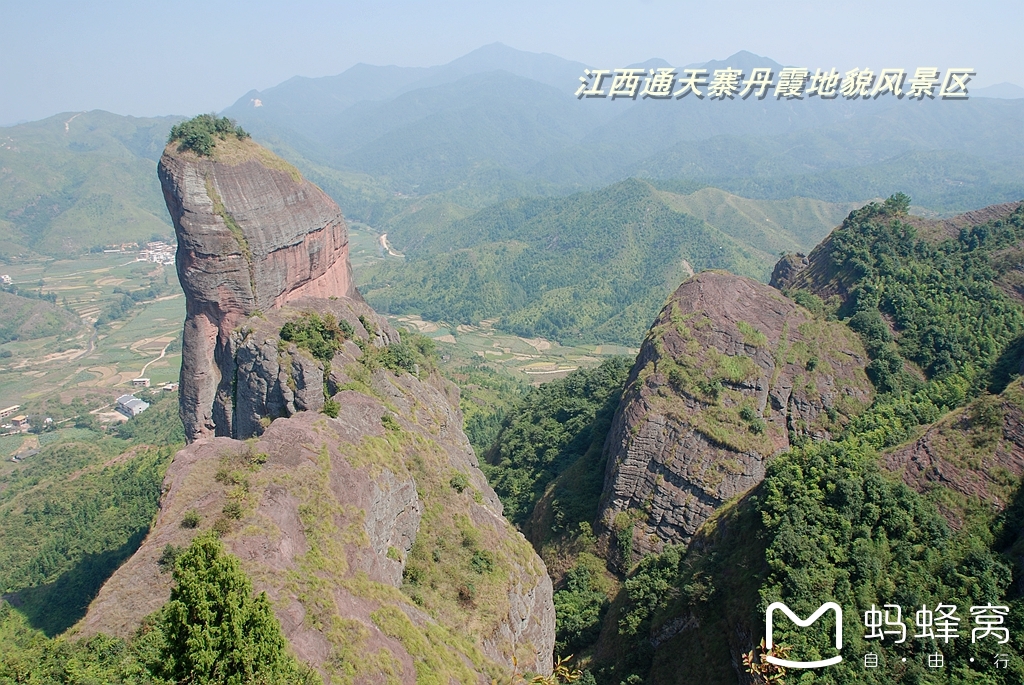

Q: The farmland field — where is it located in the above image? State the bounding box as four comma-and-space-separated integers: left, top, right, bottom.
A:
0, 252, 183, 418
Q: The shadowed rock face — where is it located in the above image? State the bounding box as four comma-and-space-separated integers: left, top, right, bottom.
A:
159, 141, 357, 441
597, 272, 873, 562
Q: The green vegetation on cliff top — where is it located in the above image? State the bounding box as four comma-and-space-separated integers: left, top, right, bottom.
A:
478, 197, 1024, 683
168, 114, 249, 157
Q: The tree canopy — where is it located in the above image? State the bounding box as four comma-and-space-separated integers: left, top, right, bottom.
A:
160, 533, 300, 685
168, 114, 250, 156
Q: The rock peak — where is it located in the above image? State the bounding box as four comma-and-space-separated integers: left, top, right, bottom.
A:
597, 271, 873, 561
160, 137, 357, 441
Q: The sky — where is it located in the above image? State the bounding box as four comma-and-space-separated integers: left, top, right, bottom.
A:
1, 0, 1021, 125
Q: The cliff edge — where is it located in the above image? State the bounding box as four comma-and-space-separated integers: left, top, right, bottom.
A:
597, 272, 873, 561
160, 137, 358, 442
78, 132, 556, 680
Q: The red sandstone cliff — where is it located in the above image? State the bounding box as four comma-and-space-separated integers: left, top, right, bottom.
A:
597, 272, 874, 562
159, 138, 359, 441
82, 135, 557, 678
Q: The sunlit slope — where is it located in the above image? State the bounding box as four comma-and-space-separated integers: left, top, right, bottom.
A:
360, 179, 858, 345
0, 111, 179, 256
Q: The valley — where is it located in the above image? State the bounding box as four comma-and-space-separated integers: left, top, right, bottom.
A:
0, 252, 182, 415
0, 41, 1022, 685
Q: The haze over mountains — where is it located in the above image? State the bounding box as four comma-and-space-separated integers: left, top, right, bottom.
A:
222, 44, 1024, 214
2, 44, 1022, 345
4, 38, 1024, 685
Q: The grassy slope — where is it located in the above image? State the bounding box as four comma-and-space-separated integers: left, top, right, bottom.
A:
0, 111, 178, 257
0, 290, 82, 343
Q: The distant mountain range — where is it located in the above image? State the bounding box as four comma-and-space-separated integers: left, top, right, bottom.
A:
973, 82, 1024, 99
2, 44, 1021, 260
223, 43, 1024, 218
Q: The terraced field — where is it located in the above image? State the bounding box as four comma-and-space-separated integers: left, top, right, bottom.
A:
0, 252, 183, 416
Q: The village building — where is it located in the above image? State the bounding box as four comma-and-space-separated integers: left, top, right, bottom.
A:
116, 394, 150, 418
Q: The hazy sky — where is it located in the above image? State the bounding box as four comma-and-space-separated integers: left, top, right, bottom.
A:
1, 0, 1021, 125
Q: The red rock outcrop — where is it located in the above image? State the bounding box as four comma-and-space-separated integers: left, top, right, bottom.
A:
77, 306, 554, 676
159, 139, 358, 442
597, 272, 873, 562
883, 380, 1024, 529
85, 134, 557, 678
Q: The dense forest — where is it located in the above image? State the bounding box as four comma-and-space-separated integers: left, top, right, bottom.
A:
479, 198, 1024, 684
1, 534, 316, 684
361, 180, 773, 346
5, 197, 1024, 683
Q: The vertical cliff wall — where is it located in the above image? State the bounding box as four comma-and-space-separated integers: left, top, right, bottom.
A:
87, 134, 558, 678
159, 138, 357, 441
597, 272, 874, 562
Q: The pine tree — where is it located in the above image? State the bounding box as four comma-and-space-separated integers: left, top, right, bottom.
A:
160, 533, 291, 684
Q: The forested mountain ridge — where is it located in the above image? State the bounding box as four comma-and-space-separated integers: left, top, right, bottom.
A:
480, 197, 1024, 684
0, 111, 178, 257
359, 180, 857, 346
224, 45, 1024, 223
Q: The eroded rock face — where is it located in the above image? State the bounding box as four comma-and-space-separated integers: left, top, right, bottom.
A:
883, 380, 1024, 529
78, 360, 554, 678
224, 298, 394, 440
159, 141, 358, 442
597, 272, 873, 562
92, 136, 556, 678
140, 136, 555, 676
768, 252, 808, 290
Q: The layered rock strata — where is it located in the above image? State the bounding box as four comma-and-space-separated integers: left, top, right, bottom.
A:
597, 272, 873, 561
88, 137, 559, 678
159, 139, 358, 441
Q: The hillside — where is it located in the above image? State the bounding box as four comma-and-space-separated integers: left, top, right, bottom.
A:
0, 394, 183, 636
0, 289, 82, 344
595, 272, 874, 562
0, 111, 179, 257
359, 180, 857, 346
6, 125, 555, 684
224, 45, 1024, 219
474, 197, 1024, 683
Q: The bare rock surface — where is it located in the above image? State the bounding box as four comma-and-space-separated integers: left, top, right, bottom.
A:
78, 373, 553, 679
884, 379, 1024, 529
160, 139, 360, 442
597, 272, 873, 561
768, 252, 808, 290
83, 134, 555, 680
